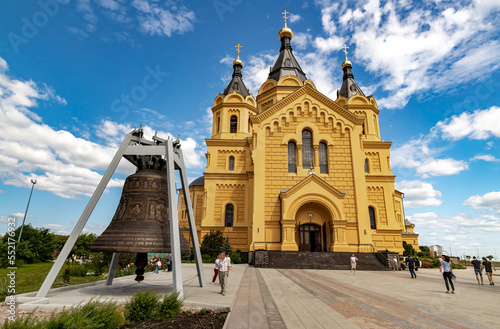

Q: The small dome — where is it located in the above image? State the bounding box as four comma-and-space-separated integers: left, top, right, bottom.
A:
278, 26, 293, 40
342, 59, 352, 68
189, 176, 204, 187
233, 57, 243, 67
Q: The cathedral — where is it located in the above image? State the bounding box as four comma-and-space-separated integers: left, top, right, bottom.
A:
178, 12, 419, 255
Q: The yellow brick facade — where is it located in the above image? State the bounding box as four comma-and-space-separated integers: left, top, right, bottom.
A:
177, 26, 419, 255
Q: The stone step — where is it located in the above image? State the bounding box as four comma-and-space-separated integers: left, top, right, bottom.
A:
256, 251, 389, 271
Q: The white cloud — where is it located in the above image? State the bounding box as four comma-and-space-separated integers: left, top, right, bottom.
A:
315, 0, 500, 109
289, 14, 302, 23
416, 158, 468, 178
43, 223, 70, 235
313, 36, 344, 54
132, 0, 195, 37
407, 211, 500, 255
293, 32, 312, 50
9, 212, 33, 219
395, 180, 442, 208
437, 106, 500, 140
463, 191, 500, 214
470, 154, 500, 162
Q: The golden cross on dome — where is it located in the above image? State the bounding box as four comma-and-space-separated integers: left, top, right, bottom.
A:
282, 10, 289, 24
342, 45, 349, 60
235, 43, 242, 57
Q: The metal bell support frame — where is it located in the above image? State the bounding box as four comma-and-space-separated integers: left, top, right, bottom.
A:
36, 128, 205, 299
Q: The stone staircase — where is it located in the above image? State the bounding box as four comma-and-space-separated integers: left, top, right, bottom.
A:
253, 251, 389, 271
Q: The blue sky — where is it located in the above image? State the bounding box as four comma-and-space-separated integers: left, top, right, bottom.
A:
1, 0, 499, 259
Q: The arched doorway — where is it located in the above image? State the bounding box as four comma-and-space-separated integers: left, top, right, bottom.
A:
299, 224, 322, 252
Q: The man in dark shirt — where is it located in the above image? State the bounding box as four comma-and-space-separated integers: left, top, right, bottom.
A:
406, 256, 416, 278
471, 256, 483, 285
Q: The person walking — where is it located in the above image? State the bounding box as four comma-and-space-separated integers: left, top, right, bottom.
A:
151, 255, 161, 274
406, 256, 417, 278
471, 256, 483, 285
166, 253, 172, 272
350, 254, 358, 275
440, 255, 455, 294
218, 252, 231, 296
212, 254, 221, 284
481, 257, 496, 285
393, 256, 399, 272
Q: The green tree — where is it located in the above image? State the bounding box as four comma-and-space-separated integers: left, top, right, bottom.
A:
402, 241, 415, 256
486, 255, 494, 261
222, 236, 232, 255
200, 230, 226, 257
0, 224, 53, 267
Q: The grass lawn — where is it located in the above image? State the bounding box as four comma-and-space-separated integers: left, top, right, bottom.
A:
0, 262, 105, 301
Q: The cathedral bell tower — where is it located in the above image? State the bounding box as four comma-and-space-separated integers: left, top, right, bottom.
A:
256, 10, 316, 113
335, 45, 382, 142
211, 44, 257, 140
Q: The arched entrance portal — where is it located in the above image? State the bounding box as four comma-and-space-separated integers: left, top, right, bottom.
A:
299, 224, 323, 252
295, 202, 331, 252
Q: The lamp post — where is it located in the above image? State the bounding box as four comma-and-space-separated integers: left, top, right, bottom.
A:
18, 179, 36, 242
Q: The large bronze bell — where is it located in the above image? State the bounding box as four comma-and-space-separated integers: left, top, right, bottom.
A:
90, 155, 190, 280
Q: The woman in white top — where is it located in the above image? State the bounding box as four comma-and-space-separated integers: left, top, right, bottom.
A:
350, 254, 358, 274
212, 254, 221, 284
440, 255, 455, 294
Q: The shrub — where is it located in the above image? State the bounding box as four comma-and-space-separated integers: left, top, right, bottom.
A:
156, 291, 183, 319
124, 289, 160, 322
62, 267, 71, 283
230, 252, 242, 264
202, 254, 214, 263
2, 299, 125, 329
1, 315, 40, 329
69, 265, 88, 277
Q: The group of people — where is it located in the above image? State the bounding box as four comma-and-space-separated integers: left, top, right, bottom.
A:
350, 253, 496, 294
212, 252, 232, 296
471, 256, 496, 285
150, 254, 173, 274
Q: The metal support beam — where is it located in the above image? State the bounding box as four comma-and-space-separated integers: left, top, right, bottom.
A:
165, 140, 183, 297
36, 133, 133, 298
36, 129, 205, 300
176, 147, 205, 287
106, 253, 120, 286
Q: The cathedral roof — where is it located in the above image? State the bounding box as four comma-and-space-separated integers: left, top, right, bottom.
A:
337, 46, 366, 99
189, 176, 204, 187
223, 44, 250, 97
268, 11, 307, 83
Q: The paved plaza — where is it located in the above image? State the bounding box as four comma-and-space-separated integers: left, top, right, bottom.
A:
17, 264, 499, 328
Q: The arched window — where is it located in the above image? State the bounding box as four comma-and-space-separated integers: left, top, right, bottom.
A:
302, 129, 313, 169
230, 115, 238, 133
364, 159, 369, 173
225, 204, 234, 227
369, 206, 376, 229
319, 142, 328, 174
228, 156, 235, 171
217, 116, 220, 133
288, 142, 297, 173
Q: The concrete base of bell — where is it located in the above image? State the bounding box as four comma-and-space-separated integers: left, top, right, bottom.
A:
15, 263, 247, 311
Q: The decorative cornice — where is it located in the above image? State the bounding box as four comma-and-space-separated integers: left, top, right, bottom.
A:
216, 183, 246, 189
363, 141, 392, 149
365, 175, 396, 183
212, 102, 258, 114
204, 173, 249, 180
206, 139, 250, 147
251, 84, 364, 125
218, 149, 246, 154
280, 174, 346, 200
